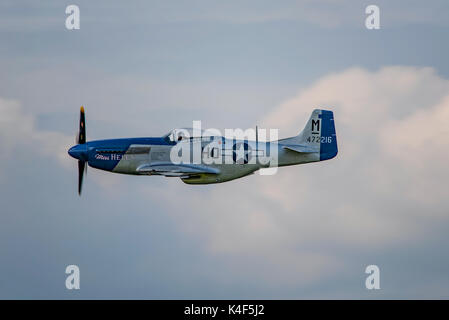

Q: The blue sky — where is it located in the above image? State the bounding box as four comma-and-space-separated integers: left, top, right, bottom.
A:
1, 0, 449, 299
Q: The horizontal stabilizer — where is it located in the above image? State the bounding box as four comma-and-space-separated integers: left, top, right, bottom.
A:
282, 144, 319, 153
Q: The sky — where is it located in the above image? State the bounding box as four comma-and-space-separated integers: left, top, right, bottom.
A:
1, 0, 449, 299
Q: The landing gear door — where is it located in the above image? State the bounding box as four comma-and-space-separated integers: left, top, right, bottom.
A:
150, 145, 170, 163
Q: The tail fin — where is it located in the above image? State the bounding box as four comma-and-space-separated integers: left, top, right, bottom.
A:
280, 109, 338, 161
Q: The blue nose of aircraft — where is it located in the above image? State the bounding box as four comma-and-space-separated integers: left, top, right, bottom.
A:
68, 144, 88, 161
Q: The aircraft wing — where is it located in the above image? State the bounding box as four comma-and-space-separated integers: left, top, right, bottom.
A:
282, 144, 319, 153
136, 162, 220, 177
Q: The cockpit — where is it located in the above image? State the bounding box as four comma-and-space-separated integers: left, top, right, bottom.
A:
164, 128, 220, 143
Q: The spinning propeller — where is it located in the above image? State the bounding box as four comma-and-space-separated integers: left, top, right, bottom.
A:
68, 106, 88, 195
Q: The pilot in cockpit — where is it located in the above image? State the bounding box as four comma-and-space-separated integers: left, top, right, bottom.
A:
177, 132, 185, 141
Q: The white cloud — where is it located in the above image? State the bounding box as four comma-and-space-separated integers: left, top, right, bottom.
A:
0, 97, 73, 171
143, 66, 449, 286
4, 65, 449, 290
380, 94, 449, 207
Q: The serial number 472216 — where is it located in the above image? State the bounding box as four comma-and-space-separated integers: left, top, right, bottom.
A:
306, 136, 332, 143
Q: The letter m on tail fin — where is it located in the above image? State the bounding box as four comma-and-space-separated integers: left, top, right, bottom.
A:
311, 118, 320, 132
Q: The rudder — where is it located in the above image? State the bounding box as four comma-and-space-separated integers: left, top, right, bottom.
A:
318, 110, 338, 161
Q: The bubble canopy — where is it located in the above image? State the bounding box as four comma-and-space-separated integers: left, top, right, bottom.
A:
164, 128, 221, 142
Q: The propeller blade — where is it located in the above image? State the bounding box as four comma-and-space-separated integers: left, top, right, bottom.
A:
78, 106, 86, 144
78, 160, 85, 195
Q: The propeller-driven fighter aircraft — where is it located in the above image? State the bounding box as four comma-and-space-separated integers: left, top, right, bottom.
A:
68, 107, 337, 194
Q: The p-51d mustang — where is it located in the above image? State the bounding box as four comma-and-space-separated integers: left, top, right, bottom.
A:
68, 107, 338, 194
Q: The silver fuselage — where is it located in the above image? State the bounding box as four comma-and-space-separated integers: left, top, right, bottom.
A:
103, 137, 319, 184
